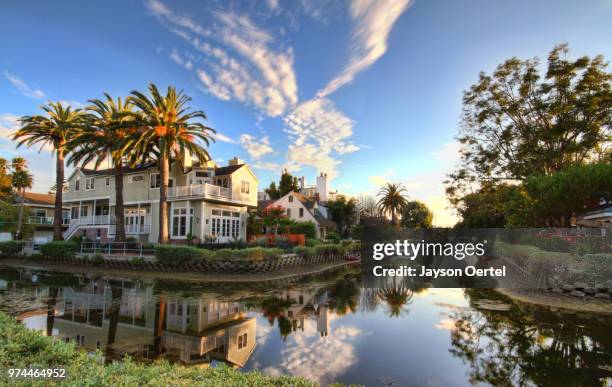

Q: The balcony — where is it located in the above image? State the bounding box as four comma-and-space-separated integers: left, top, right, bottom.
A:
28, 216, 70, 226
109, 224, 151, 235
168, 182, 231, 201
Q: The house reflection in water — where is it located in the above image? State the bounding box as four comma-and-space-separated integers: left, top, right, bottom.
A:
280, 288, 331, 338
31, 280, 256, 368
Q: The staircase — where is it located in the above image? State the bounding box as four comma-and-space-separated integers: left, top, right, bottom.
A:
63, 222, 81, 240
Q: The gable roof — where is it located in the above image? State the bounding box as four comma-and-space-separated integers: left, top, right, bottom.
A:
213, 164, 245, 176
16, 192, 56, 206
286, 192, 316, 209
73, 162, 247, 178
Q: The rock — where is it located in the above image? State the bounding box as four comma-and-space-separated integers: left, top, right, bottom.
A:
573, 282, 588, 290
583, 287, 598, 295
595, 283, 608, 292
594, 293, 611, 300
562, 284, 574, 292
570, 290, 585, 298
551, 288, 563, 294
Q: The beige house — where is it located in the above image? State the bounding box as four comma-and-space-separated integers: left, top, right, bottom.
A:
15, 192, 70, 244
265, 192, 336, 239
62, 157, 258, 243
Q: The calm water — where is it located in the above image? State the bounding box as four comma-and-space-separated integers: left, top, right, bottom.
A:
0, 265, 610, 386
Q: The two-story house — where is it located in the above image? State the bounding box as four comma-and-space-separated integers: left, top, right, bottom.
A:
265, 192, 336, 239
14, 192, 70, 245
62, 157, 258, 243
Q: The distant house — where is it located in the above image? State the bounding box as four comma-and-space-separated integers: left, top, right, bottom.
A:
574, 204, 612, 229
263, 192, 336, 239
14, 192, 69, 244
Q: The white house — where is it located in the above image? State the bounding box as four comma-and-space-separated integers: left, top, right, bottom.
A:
265, 192, 336, 239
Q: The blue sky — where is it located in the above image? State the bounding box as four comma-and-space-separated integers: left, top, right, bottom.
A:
1, 0, 611, 225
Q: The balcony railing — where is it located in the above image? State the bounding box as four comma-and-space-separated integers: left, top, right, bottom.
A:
108, 224, 151, 235
68, 215, 114, 226
28, 216, 70, 225
168, 182, 231, 200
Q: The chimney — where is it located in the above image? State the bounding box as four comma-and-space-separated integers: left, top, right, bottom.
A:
228, 156, 243, 166
316, 173, 328, 202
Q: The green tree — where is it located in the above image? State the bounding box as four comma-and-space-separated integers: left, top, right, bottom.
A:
278, 170, 299, 197
401, 200, 433, 229
10, 158, 33, 239
446, 44, 612, 207
126, 84, 215, 243
377, 183, 408, 226
13, 102, 86, 240
264, 181, 280, 200
67, 93, 136, 242
0, 159, 12, 199
326, 195, 357, 237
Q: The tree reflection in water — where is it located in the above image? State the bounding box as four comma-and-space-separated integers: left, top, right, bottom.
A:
448, 289, 612, 386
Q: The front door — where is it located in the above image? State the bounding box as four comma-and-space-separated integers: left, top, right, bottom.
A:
125, 209, 146, 234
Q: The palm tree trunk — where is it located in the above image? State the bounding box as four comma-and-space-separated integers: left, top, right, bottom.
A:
45, 287, 58, 337
16, 187, 24, 239
53, 145, 65, 240
113, 161, 126, 242
158, 154, 169, 243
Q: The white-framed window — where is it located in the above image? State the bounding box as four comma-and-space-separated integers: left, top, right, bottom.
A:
299, 208, 304, 217
85, 177, 95, 190
80, 206, 88, 217
286, 208, 291, 217
240, 180, 250, 194
75, 179, 80, 191
105, 177, 110, 187
238, 333, 248, 350
150, 173, 160, 189
288, 195, 293, 203
172, 208, 187, 237
128, 175, 144, 183
71, 207, 79, 219
215, 177, 229, 188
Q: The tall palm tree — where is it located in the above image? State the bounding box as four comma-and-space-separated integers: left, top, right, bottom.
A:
13, 102, 86, 240
67, 94, 136, 242
126, 84, 215, 243
377, 182, 408, 226
11, 158, 33, 239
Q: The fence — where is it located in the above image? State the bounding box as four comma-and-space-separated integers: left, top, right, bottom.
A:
80, 241, 155, 257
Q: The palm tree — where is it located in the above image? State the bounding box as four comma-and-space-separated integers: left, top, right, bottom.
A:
377, 182, 408, 226
13, 102, 86, 240
126, 84, 215, 243
11, 158, 33, 239
67, 94, 136, 242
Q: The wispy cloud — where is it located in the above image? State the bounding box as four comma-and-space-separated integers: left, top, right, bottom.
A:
213, 132, 236, 143
240, 134, 274, 159
169, 48, 193, 70
3, 71, 45, 99
0, 113, 20, 140
317, 0, 411, 97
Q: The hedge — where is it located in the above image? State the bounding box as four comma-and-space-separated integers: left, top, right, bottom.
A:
154, 245, 284, 265
0, 312, 316, 386
154, 245, 211, 265
40, 241, 78, 260
0, 240, 23, 257
314, 244, 345, 256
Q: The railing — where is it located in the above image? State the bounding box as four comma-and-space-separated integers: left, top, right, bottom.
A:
108, 224, 151, 235
80, 241, 155, 257
168, 182, 231, 200
28, 216, 70, 225
68, 215, 114, 227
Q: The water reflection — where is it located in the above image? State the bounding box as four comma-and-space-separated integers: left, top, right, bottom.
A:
0, 266, 610, 386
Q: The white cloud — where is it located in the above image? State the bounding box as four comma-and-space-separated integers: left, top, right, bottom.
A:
267, 0, 279, 11
3, 71, 45, 99
284, 97, 359, 179
213, 132, 236, 143
0, 113, 20, 139
169, 49, 192, 70
146, 0, 297, 117
253, 161, 281, 171
240, 134, 274, 160
317, 0, 411, 97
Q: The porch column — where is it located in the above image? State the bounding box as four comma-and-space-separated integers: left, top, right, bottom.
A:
186, 201, 191, 239
93, 199, 97, 224
78, 201, 82, 224
137, 203, 141, 233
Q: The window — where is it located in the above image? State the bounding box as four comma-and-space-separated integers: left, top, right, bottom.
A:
288, 195, 293, 203
150, 173, 160, 188
129, 175, 144, 183
299, 208, 304, 217
215, 177, 228, 188
80, 206, 88, 217
71, 207, 79, 219
105, 177, 110, 187
231, 219, 239, 238
34, 209, 46, 218
286, 208, 291, 217
195, 171, 209, 177
240, 180, 250, 194
75, 179, 80, 191
85, 177, 95, 190
238, 333, 248, 350
171, 208, 190, 237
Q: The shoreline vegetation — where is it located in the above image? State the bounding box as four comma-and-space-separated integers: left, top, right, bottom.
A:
494, 288, 612, 315
0, 312, 326, 386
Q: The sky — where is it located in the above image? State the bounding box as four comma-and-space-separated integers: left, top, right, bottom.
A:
1, 0, 611, 226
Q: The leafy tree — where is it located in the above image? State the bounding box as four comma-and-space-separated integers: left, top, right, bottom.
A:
401, 200, 433, 229
278, 170, 299, 197
67, 93, 136, 242
0, 200, 32, 238
10, 158, 33, 239
264, 181, 280, 200
356, 194, 378, 217
13, 102, 87, 240
446, 44, 612, 207
326, 195, 357, 237
126, 84, 215, 243
377, 183, 408, 226
261, 205, 293, 234
524, 162, 612, 226
289, 221, 316, 239
0, 159, 12, 199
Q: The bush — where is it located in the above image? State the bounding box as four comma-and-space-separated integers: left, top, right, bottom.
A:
314, 244, 345, 256
517, 234, 572, 253
90, 254, 105, 265
325, 231, 341, 243
274, 236, 292, 250
154, 245, 209, 265
29, 253, 43, 260
574, 237, 606, 256
0, 312, 314, 386
40, 241, 77, 259
68, 235, 84, 246
290, 222, 317, 239
0, 240, 23, 257
305, 238, 322, 247
293, 246, 316, 258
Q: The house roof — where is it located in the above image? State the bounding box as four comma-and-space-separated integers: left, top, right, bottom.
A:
257, 199, 274, 212
213, 164, 244, 176
77, 162, 245, 177
288, 192, 316, 209
16, 192, 56, 206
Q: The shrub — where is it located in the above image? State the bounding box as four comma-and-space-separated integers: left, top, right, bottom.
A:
40, 241, 78, 259
290, 222, 317, 239
293, 246, 316, 258
251, 236, 269, 247
154, 245, 208, 265
0, 240, 23, 257
315, 244, 344, 256
274, 236, 292, 250
305, 238, 322, 247
68, 235, 84, 246
29, 253, 43, 260
326, 231, 341, 243
574, 237, 606, 256
90, 254, 105, 265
